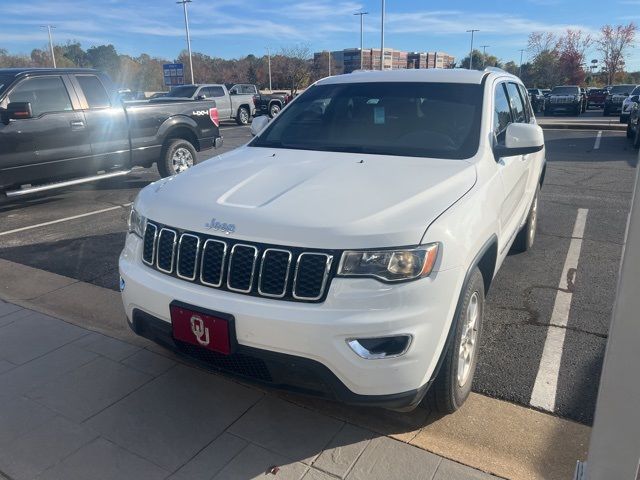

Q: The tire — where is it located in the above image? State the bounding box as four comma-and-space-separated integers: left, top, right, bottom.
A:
544, 108, 552, 116
573, 105, 581, 116
627, 121, 634, 139
236, 106, 250, 126
268, 102, 281, 118
511, 185, 540, 254
157, 138, 198, 178
634, 123, 640, 149
603, 108, 610, 117
428, 267, 485, 414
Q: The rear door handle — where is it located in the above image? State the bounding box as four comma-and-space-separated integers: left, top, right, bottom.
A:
70, 120, 85, 130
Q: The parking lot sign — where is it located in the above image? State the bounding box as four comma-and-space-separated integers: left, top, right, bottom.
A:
163, 63, 185, 87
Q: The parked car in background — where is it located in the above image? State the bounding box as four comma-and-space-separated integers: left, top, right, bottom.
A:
155, 84, 255, 125
587, 88, 607, 109
120, 68, 545, 414
625, 94, 640, 146
620, 86, 640, 123
252, 89, 292, 118
527, 88, 545, 113
541, 88, 551, 98
579, 87, 588, 113
604, 84, 638, 117
0, 68, 222, 199
545, 85, 582, 116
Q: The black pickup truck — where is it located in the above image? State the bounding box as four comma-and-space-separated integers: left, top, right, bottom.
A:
0, 68, 222, 199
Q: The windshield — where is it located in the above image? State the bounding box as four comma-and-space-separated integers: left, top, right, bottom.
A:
610, 85, 635, 94
631, 86, 640, 95
551, 86, 579, 95
167, 85, 198, 98
0, 75, 15, 96
250, 82, 483, 160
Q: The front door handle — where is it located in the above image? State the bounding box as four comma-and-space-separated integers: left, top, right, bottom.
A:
70, 120, 85, 130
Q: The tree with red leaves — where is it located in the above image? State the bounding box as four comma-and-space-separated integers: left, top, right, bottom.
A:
558, 30, 593, 85
597, 23, 637, 85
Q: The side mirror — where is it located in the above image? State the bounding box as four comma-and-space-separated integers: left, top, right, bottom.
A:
196, 94, 207, 100
250, 115, 270, 136
2, 102, 33, 123
230, 90, 237, 95
494, 123, 544, 159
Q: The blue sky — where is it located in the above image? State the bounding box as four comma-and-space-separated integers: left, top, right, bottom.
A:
3, 0, 640, 70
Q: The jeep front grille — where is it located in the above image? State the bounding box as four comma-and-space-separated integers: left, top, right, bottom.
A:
142, 221, 336, 303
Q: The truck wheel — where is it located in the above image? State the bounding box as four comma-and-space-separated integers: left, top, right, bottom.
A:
428, 267, 485, 414
627, 121, 634, 139
269, 103, 281, 118
603, 108, 610, 117
511, 185, 539, 254
158, 139, 198, 177
634, 124, 640, 149
236, 106, 250, 126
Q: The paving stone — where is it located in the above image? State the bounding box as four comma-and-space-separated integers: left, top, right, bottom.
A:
26, 356, 151, 422
0, 344, 98, 399
168, 432, 247, 480
212, 443, 308, 480
0, 416, 97, 479
0, 307, 33, 328
72, 333, 140, 361
433, 459, 498, 480
0, 396, 56, 444
302, 469, 337, 480
345, 436, 441, 480
86, 364, 262, 472
0, 313, 88, 364
313, 423, 372, 478
229, 396, 343, 465
37, 437, 169, 480
121, 349, 176, 377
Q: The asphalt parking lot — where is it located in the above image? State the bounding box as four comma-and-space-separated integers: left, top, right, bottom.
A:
0, 117, 636, 427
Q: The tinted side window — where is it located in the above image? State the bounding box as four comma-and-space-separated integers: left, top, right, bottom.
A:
8, 76, 73, 117
494, 83, 511, 143
517, 84, 532, 121
209, 86, 226, 97
76, 75, 110, 108
506, 83, 526, 123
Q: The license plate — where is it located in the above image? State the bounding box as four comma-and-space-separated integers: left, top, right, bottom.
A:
170, 302, 236, 355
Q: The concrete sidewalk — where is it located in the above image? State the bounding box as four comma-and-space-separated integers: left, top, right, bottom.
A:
0, 299, 499, 480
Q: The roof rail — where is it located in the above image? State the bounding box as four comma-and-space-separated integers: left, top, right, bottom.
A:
484, 66, 508, 74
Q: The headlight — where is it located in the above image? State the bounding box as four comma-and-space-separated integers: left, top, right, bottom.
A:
128, 207, 146, 238
338, 243, 439, 282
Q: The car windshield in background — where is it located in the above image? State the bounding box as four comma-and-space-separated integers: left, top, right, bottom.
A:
0, 75, 14, 96
551, 87, 579, 95
167, 86, 198, 98
610, 85, 635, 94
631, 86, 640, 95
250, 82, 483, 160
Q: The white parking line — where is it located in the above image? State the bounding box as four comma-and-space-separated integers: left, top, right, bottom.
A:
594, 130, 602, 150
530, 208, 589, 412
0, 203, 132, 237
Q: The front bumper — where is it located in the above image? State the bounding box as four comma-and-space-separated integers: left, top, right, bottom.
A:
119, 233, 463, 405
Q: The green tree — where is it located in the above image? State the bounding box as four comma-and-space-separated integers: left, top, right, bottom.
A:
86, 44, 120, 78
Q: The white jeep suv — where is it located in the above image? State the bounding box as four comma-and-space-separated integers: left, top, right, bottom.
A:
120, 68, 545, 413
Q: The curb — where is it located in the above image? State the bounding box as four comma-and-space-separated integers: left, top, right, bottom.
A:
539, 123, 626, 131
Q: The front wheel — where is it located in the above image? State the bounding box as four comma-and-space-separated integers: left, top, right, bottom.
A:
268, 102, 281, 118
427, 267, 485, 414
511, 185, 540, 253
236, 106, 250, 126
158, 139, 198, 177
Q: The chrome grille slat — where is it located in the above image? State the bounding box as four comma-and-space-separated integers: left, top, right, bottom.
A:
176, 233, 200, 281
142, 221, 335, 302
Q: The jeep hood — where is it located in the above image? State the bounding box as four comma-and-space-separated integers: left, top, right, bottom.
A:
137, 146, 476, 249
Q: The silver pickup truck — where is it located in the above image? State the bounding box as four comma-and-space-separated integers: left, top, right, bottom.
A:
154, 84, 255, 125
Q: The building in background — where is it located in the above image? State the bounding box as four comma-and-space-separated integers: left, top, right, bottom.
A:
316, 48, 455, 74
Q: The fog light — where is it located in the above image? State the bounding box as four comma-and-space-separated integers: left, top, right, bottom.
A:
347, 335, 412, 359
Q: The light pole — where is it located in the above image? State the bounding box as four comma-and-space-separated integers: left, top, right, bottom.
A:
328, 51, 331, 76
40, 25, 56, 68
266, 47, 272, 91
380, 0, 385, 70
354, 11, 369, 70
466, 29, 479, 70
176, 0, 194, 84
480, 44, 489, 67
519, 48, 525, 78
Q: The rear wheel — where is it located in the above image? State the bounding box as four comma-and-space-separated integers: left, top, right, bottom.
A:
158, 139, 198, 177
236, 106, 250, 126
269, 102, 281, 118
428, 267, 485, 414
511, 185, 539, 254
